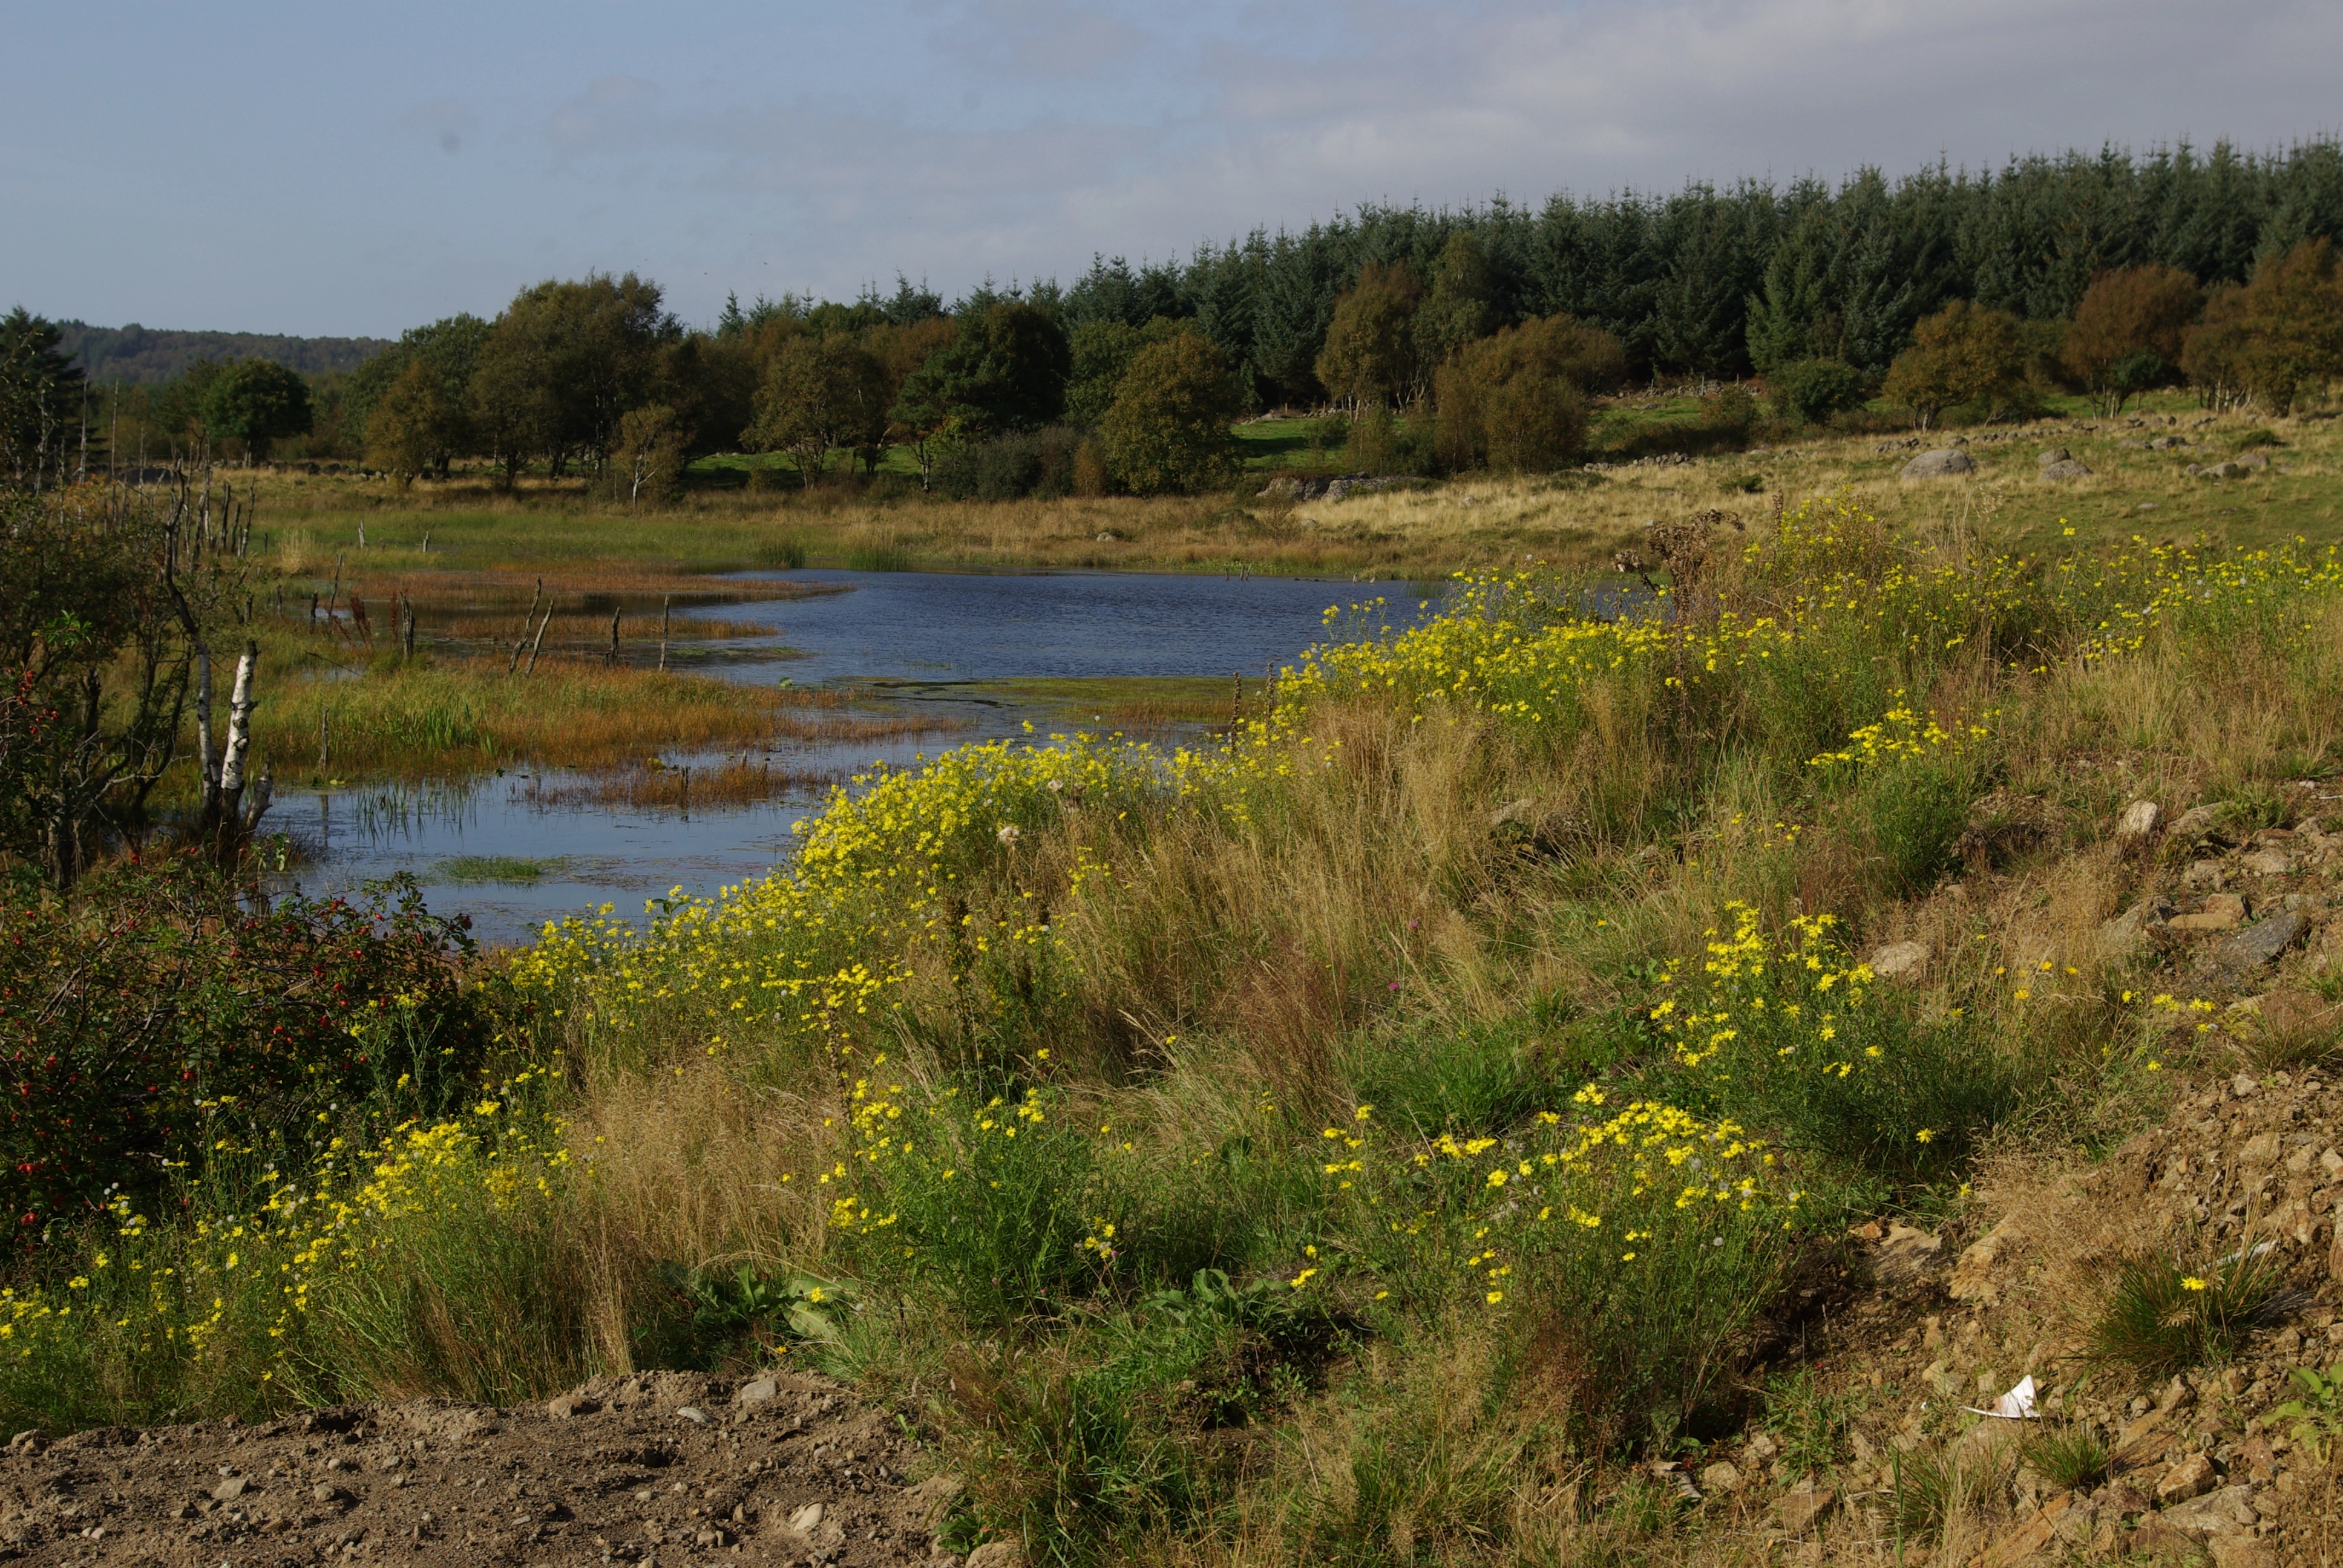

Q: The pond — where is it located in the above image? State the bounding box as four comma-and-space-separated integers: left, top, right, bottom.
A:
280, 570, 1434, 946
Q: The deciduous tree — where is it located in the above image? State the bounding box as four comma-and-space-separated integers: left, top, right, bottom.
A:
1879, 301, 2028, 428
1315, 263, 1422, 409
1096, 332, 1242, 494
2060, 265, 2200, 414
197, 359, 312, 462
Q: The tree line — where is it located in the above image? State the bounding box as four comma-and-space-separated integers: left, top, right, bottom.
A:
5, 136, 2342, 496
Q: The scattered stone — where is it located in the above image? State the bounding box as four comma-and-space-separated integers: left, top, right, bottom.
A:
1873, 1223, 1944, 1285
1777, 1485, 1837, 1535
735, 1377, 779, 1407
788, 1502, 827, 1534
312, 1482, 348, 1505
545, 1393, 598, 1420
1901, 449, 1976, 479
2210, 910, 2309, 970
2114, 800, 2162, 845
1981, 1492, 2074, 1568
2232, 1072, 2261, 1097
1950, 1218, 2022, 1301
695, 1526, 733, 1547
1866, 941, 1931, 981
2154, 1452, 2216, 1504
2036, 447, 2070, 465
210, 1477, 249, 1502
967, 1538, 1027, 1568
675, 1405, 712, 1425
1700, 1460, 1743, 1494
2171, 805, 2226, 841
2100, 897, 2174, 958
2039, 457, 2094, 480
2209, 1538, 2280, 1568
2183, 860, 2227, 890
8, 1430, 46, 1453
2241, 848, 2293, 876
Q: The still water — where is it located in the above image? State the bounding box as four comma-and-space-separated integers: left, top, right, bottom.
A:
284, 570, 1430, 946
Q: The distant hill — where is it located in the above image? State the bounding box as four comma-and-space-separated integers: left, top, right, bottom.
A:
54, 322, 393, 384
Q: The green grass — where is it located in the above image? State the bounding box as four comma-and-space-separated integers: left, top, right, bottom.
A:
2086, 1248, 2284, 1373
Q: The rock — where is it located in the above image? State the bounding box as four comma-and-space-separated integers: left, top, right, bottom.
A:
1778, 1486, 1837, 1534
2209, 1538, 2279, 1568
2154, 1452, 2216, 1504
2232, 1072, 2261, 1097
1745, 1432, 1778, 1460
788, 1502, 826, 1534
1981, 1492, 2075, 1568
2240, 1130, 2281, 1166
2183, 860, 2227, 890
2240, 849, 2293, 876
675, 1405, 712, 1425
545, 1393, 599, 1420
2214, 910, 2309, 970
312, 1482, 348, 1505
735, 1377, 779, 1407
2115, 800, 2163, 845
2039, 458, 2094, 480
1902, 449, 1977, 479
2171, 805, 2226, 841
1867, 941, 1931, 981
211, 1477, 249, 1502
8, 1430, 46, 1452
695, 1526, 733, 1547
2100, 897, 2174, 959
1874, 1223, 1944, 1284
2171, 905, 2244, 933
905, 1474, 965, 1529
2206, 893, 2249, 923
2235, 451, 2272, 471
967, 1540, 1027, 1568
2037, 447, 2071, 465
1699, 1460, 1742, 1494
1950, 1218, 2022, 1301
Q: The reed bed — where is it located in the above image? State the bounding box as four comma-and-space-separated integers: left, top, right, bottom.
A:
255, 655, 963, 782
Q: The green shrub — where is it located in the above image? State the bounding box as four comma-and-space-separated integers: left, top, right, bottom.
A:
1768, 358, 1867, 424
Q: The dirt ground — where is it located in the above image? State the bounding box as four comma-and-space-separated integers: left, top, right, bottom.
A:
0, 1369, 964, 1568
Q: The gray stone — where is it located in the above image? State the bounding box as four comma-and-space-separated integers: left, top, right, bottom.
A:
735, 1377, 779, 1406
2114, 799, 2162, 845
1866, 941, 1931, 981
788, 1502, 826, 1534
2240, 849, 2293, 877
2215, 910, 2309, 970
2039, 458, 2094, 480
1901, 449, 1977, 479
675, 1405, 712, 1425
211, 1477, 249, 1502
2099, 898, 2172, 959
2171, 805, 2225, 841
2037, 446, 2071, 465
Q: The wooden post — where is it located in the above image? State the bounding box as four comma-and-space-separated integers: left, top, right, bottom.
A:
508, 578, 542, 675
610, 607, 622, 667
658, 595, 670, 672
401, 593, 417, 659
524, 599, 552, 675
319, 705, 329, 772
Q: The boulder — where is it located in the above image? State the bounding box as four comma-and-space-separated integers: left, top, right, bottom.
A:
2039, 458, 2094, 480
2037, 447, 2071, 465
1866, 941, 1931, 981
1902, 449, 1977, 479
2214, 910, 2309, 970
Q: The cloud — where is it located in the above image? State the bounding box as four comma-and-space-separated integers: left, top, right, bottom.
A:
398, 96, 480, 154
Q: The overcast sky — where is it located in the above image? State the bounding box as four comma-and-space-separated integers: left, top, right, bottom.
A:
4, 0, 2338, 338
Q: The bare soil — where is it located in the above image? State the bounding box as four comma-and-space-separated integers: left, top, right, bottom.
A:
0, 1370, 958, 1568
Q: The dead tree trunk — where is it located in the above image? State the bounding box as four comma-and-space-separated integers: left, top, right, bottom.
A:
216, 641, 258, 859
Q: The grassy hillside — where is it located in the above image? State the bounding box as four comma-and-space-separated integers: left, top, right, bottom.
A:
9, 481, 2343, 1564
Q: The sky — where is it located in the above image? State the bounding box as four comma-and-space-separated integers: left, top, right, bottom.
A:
4, 0, 2339, 338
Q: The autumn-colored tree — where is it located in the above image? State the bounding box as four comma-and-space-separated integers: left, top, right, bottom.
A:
608, 403, 689, 506
1096, 332, 1242, 494
2181, 239, 2343, 414
747, 336, 890, 486
1880, 301, 2028, 429
1432, 315, 1598, 473
1315, 263, 1422, 408
364, 359, 469, 484
2060, 265, 2200, 414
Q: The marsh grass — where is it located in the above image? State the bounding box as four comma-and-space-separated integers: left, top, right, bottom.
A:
435, 854, 563, 883
251, 655, 959, 783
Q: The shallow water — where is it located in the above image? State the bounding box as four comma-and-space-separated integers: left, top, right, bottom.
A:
281, 570, 1428, 946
